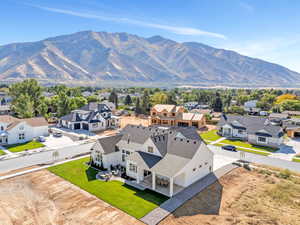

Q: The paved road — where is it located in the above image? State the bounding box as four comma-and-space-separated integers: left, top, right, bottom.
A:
0, 143, 94, 173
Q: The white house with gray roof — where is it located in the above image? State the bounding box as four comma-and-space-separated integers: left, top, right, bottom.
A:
0, 115, 48, 145
91, 125, 213, 197
218, 115, 284, 148
59, 102, 119, 132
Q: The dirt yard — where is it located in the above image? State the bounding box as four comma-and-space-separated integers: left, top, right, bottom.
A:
0, 170, 142, 225
120, 116, 149, 128
160, 167, 300, 225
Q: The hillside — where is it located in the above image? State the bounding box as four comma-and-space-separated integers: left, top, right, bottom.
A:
0, 31, 299, 86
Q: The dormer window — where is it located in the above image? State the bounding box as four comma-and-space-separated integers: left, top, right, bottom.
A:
163, 113, 167, 117
19, 125, 24, 130
148, 146, 154, 153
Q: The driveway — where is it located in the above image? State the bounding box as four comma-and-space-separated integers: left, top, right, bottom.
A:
213, 154, 237, 171
43, 134, 79, 149
271, 138, 300, 160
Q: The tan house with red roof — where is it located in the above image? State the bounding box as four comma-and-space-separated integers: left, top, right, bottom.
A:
149, 104, 206, 129
0, 115, 48, 145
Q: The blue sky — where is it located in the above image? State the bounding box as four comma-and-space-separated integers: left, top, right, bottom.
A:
2, 0, 300, 72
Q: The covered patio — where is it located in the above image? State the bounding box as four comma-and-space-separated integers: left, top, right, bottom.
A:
140, 172, 184, 197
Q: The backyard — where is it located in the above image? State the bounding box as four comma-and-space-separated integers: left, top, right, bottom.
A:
48, 157, 168, 219
6, 141, 45, 153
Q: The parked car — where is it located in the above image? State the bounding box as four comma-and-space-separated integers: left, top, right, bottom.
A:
259, 111, 269, 116
38, 136, 46, 142
221, 145, 237, 152
53, 132, 63, 137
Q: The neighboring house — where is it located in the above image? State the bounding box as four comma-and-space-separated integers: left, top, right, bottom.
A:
0, 105, 11, 115
244, 100, 260, 114
190, 109, 212, 115
101, 100, 116, 112
184, 102, 199, 110
149, 104, 206, 129
0, 115, 48, 145
217, 115, 284, 148
268, 113, 289, 125
91, 125, 213, 197
0, 92, 12, 105
82, 91, 93, 97
59, 102, 119, 132
283, 118, 300, 138
282, 111, 300, 117
42, 91, 55, 98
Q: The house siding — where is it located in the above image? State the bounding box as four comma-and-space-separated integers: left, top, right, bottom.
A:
174, 143, 214, 187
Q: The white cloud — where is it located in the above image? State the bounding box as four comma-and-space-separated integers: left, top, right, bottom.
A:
31, 5, 227, 39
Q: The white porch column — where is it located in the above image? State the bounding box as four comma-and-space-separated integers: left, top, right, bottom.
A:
169, 177, 174, 197
152, 172, 156, 190
136, 169, 140, 184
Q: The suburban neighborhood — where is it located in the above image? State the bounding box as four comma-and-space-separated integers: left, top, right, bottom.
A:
0, 79, 299, 225
1, 1, 300, 224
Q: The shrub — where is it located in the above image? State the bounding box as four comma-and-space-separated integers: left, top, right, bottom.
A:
277, 169, 291, 179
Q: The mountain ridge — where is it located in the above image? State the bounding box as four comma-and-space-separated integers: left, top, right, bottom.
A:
0, 30, 299, 86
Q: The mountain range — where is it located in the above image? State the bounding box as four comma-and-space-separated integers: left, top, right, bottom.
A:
0, 31, 299, 87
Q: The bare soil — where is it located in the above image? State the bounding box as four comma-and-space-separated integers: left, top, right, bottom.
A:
0, 170, 143, 225
160, 167, 300, 225
120, 116, 149, 128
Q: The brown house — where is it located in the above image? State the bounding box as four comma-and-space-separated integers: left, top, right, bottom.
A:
149, 104, 206, 128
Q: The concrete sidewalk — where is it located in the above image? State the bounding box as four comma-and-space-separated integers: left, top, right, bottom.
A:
141, 163, 237, 225
0, 145, 13, 155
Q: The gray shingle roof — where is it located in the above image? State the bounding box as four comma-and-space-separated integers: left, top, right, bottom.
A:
128, 151, 162, 169
93, 124, 205, 177
218, 115, 283, 138
92, 134, 123, 154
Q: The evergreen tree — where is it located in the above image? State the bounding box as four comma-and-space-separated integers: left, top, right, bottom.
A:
141, 90, 150, 114
124, 95, 132, 105
109, 90, 118, 109
212, 92, 223, 112
135, 97, 142, 114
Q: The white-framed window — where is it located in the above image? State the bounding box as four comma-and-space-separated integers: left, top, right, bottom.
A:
257, 136, 267, 143
19, 133, 25, 140
19, 125, 24, 130
129, 163, 137, 173
238, 129, 244, 134
92, 123, 98, 128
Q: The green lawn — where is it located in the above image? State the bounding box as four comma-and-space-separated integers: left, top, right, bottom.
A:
200, 129, 221, 142
48, 157, 168, 219
219, 139, 277, 153
0, 150, 5, 155
7, 141, 45, 153
214, 143, 270, 156
293, 157, 300, 163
